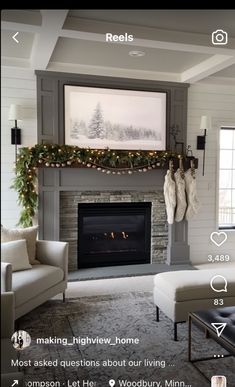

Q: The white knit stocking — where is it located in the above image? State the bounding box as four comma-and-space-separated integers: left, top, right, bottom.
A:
185, 169, 200, 220
174, 169, 187, 222
164, 170, 176, 224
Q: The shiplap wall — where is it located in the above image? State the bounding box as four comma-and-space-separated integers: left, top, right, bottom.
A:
1, 67, 234, 263
187, 82, 235, 264
1, 67, 37, 227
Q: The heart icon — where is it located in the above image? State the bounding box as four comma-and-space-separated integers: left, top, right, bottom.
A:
210, 231, 227, 247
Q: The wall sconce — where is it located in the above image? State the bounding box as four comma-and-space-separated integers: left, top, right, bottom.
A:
8, 104, 23, 165
197, 115, 211, 176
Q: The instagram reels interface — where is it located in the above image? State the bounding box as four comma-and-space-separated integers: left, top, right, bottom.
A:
1, 8, 235, 387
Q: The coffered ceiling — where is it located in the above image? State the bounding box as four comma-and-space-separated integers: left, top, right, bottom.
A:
1, 9, 235, 83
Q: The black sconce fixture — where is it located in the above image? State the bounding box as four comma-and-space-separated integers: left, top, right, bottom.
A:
197, 115, 211, 176
8, 104, 22, 165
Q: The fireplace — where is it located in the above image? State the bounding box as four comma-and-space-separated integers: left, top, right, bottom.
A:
78, 202, 151, 268
60, 191, 168, 270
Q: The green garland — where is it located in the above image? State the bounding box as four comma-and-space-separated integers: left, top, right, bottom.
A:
11, 144, 182, 227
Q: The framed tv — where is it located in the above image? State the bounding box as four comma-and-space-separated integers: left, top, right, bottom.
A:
64, 85, 167, 150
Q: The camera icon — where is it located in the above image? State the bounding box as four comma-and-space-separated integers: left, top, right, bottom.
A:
212, 29, 228, 45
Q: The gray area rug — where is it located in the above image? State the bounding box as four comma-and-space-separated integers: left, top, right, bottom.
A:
18, 292, 235, 386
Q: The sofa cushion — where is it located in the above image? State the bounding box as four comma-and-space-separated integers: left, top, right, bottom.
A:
12, 265, 64, 307
154, 269, 235, 302
1, 240, 32, 272
1, 225, 39, 265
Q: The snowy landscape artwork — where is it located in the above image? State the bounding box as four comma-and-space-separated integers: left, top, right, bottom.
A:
64, 85, 166, 150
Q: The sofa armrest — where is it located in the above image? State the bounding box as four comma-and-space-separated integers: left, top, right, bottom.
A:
36, 240, 68, 282
1, 263, 12, 292
1, 292, 14, 338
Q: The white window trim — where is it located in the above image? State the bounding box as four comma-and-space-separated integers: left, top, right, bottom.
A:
215, 120, 235, 231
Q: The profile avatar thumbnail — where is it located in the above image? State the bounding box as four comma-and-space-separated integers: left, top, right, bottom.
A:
11, 330, 31, 351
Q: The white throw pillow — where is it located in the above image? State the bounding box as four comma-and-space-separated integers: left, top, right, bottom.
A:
1, 225, 39, 264
1, 239, 32, 272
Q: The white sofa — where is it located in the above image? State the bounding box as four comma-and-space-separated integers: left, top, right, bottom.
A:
153, 267, 235, 340
1, 240, 68, 320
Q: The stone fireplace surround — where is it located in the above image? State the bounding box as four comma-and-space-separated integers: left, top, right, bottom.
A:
38, 168, 190, 272
60, 190, 167, 271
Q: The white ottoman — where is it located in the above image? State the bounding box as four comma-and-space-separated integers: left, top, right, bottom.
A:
153, 268, 235, 340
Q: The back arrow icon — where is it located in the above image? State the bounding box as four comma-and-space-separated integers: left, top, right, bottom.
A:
12, 32, 19, 43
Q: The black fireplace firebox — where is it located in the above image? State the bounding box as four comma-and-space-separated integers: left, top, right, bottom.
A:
78, 202, 151, 268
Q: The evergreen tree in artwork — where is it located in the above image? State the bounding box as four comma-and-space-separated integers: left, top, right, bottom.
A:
70, 120, 79, 139
88, 103, 105, 139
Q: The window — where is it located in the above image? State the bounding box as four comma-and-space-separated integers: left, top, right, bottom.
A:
219, 127, 235, 229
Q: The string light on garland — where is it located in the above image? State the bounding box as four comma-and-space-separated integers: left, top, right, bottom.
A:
11, 144, 185, 227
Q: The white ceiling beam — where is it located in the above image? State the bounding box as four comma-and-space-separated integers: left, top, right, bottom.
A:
201, 76, 235, 86
1, 56, 30, 68
181, 55, 235, 83
1, 21, 41, 33
47, 61, 180, 82
30, 10, 68, 70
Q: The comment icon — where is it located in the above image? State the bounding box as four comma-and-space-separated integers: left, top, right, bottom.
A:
210, 275, 228, 293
